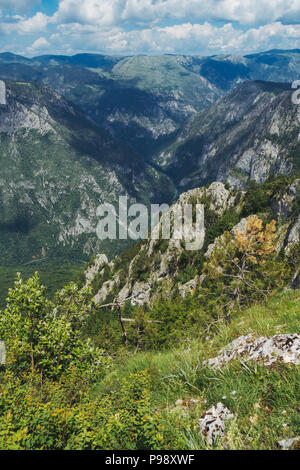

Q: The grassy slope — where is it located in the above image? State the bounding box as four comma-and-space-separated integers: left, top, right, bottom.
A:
95, 289, 300, 449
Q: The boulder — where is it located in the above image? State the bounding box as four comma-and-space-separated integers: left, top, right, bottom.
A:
199, 403, 234, 446
0, 341, 5, 366
205, 334, 300, 368
278, 437, 300, 450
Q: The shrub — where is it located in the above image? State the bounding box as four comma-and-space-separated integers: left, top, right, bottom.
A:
0, 274, 109, 380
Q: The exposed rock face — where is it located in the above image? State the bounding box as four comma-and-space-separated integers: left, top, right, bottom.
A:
131, 281, 152, 307
272, 180, 299, 220
286, 217, 300, 251
199, 403, 234, 446
85, 254, 108, 287
205, 334, 300, 368
0, 341, 5, 365
0, 80, 6, 105
291, 271, 300, 290
93, 279, 116, 305
2, 50, 300, 163
205, 179, 300, 260
179, 277, 199, 298
87, 178, 298, 309
178, 182, 240, 216
205, 217, 248, 259
92, 183, 240, 307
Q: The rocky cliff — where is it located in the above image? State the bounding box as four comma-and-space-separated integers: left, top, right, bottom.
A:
0, 80, 174, 264
155, 81, 300, 190
84, 177, 299, 309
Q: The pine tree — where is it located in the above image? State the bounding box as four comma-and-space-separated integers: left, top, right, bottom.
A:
203, 216, 284, 313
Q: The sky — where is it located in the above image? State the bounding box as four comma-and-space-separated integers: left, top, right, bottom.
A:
0, 0, 300, 57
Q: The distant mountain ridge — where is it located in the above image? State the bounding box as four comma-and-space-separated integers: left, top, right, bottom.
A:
1, 49, 300, 158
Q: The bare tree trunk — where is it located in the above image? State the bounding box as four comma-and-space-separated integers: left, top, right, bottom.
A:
29, 319, 35, 372
117, 303, 128, 348
30, 343, 35, 372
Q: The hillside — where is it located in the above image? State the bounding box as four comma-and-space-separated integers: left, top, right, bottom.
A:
1, 50, 300, 159
155, 81, 300, 190
93, 288, 300, 450
0, 79, 174, 265
83, 177, 299, 311
0, 199, 299, 449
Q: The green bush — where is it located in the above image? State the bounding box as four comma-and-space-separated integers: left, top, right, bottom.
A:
0, 274, 108, 380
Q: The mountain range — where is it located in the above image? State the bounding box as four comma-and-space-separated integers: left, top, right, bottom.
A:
1, 49, 300, 158
0, 49, 299, 264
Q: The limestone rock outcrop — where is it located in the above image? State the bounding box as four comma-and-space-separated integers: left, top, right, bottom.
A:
205, 334, 300, 369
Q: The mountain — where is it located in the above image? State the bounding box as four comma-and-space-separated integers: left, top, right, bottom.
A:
1, 50, 300, 159
0, 79, 174, 264
181, 49, 300, 91
0, 53, 221, 158
33, 53, 120, 70
155, 81, 300, 191
0, 52, 299, 264
83, 176, 300, 310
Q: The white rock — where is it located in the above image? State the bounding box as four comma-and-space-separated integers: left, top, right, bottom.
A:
85, 253, 108, 287
286, 216, 300, 251
131, 281, 152, 307
0, 80, 6, 105
278, 437, 300, 450
93, 279, 115, 305
179, 277, 199, 298
0, 341, 5, 365
205, 334, 300, 368
199, 403, 234, 446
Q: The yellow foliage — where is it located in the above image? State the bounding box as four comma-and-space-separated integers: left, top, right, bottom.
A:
234, 216, 277, 263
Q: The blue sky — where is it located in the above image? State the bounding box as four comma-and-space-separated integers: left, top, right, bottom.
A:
0, 0, 300, 57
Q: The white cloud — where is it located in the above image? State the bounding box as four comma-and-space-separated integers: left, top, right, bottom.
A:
53, 0, 300, 27
27, 36, 50, 53
0, 0, 41, 12
16, 12, 49, 33
1, 0, 300, 57
51, 21, 300, 56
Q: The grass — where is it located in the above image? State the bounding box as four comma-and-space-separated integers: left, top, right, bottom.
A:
94, 289, 300, 449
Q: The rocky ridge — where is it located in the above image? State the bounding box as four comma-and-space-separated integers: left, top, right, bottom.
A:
85, 178, 299, 309
155, 81, 300, 191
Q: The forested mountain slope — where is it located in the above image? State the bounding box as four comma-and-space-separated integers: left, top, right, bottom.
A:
155, 81, 300, 190
0, 80, 173, 264
1, 50, 300, 158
